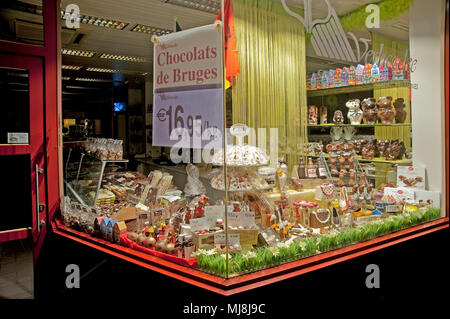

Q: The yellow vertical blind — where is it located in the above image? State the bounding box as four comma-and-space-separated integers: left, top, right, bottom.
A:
231, 0, 307, 169
372, 33, 411, 186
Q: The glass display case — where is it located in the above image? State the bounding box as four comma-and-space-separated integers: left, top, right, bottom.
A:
64, 145, 129, 207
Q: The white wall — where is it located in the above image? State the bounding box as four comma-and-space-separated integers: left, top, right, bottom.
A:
409, 0, 446, 212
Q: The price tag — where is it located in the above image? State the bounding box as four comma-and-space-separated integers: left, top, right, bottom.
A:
230, 124, 249, 137
189, 216, 216, 231
227, 211, 255, 228
214, 233, 240, 246
385, 205, 400, 213
153, 92, 223, 148
204, 205, 233, 220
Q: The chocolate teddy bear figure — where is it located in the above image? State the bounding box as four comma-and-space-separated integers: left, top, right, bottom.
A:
361, 141, 375, 160
333, 110, 345, 124
337, 170, 346, 187
346, 99, 363, 125
361, 98, 378, 124
377, 96, 396, 124
394, 98, 407, 123
348, 171, 356, 187
384, 141, 401, 160
375, 139, 390, 158
326, 142, 339, 175
340, 143, 355, 171
354, 139, 367, 155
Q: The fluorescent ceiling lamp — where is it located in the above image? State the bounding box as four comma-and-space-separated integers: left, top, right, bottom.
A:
86, 67, 120, 73
99, 53, 148, 62
61, 10, 128, 30
62, 65, 82, 70
130, 24, 172, 36
62, 48, 95, 57
163, 0, 220, 14
75, 77, 112, 82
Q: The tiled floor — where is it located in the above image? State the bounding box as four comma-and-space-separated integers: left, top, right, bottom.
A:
0, 239, 34, 299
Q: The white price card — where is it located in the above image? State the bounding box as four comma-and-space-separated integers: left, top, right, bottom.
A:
189, 216, 216, 231
227, 211, 255, 228
214, 233, 240, 246
204, 205, 233, 220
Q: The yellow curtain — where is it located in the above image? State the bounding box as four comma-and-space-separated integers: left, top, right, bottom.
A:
231, 0, 307, 169
372, 33, 411, 186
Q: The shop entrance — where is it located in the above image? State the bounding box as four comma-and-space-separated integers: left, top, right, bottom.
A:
0, 54, 47, 298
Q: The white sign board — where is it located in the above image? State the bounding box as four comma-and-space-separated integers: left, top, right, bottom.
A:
204, 205, 233, 220
153, 23, 224, 148
227, 211, 255, 228
189, 216, 216, 232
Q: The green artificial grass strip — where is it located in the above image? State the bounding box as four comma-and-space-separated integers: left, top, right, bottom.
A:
195, 208, 441, 277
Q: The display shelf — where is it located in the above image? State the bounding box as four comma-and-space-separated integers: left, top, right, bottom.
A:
307, 123, 411, 128
307, 80, 411, 97
64, 149, 129, 207
307, 153, 412, 165
81, 152, 129, 164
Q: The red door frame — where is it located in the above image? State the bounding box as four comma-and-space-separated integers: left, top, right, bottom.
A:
0, 54, 45, 246
0, 0, 61, 263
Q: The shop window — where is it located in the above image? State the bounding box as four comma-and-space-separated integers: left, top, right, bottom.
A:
57, 0, 447, 285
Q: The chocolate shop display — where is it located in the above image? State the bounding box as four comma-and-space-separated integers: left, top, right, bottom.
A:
62, 114, 438, 278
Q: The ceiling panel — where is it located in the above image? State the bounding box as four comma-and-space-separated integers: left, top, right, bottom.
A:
56, 0, 410, 76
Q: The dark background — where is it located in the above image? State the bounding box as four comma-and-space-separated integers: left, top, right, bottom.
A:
3, 225, 442, 315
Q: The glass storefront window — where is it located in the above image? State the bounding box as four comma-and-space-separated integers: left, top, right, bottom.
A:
58, 0, 446, 282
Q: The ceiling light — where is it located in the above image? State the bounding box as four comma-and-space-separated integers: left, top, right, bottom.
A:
61, 10, 128, 30
130, 24, 172, 36
85, 67, 120, 73
75, 77, 112, 82
62, 48, 95, 57
163, 0, 220, 14
99, 53, 148, 62
62, 65, 82, 70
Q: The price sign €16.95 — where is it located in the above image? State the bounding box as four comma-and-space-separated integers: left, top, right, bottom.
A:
157, 104, 213, 139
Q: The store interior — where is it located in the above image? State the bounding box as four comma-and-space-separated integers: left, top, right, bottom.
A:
0, 0, 446, 284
